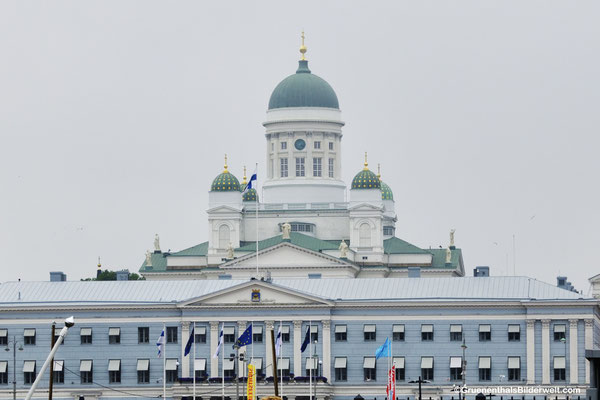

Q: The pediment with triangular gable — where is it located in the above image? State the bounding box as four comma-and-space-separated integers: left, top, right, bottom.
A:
179, 280, 333, 307
207, 204, 243, 214
347, 202, 383, 211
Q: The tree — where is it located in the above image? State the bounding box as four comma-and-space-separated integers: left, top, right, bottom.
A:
81, 270, 145, 281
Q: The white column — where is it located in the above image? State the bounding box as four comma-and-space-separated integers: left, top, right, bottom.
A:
526, 320, 536, 384
322, 320, 331, 382
181, 322, 190, 378
585, 319, 594, 384
542, 319, 551, 384
265, 320, 274, 377
238, 321, 247, 378
293, 320, 302, 376
210, 321, 219, 378
569, 319, 579, 384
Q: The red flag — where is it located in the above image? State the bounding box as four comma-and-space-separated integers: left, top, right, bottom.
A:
387, 365, 396, 400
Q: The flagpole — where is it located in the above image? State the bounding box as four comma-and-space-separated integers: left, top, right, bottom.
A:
222, 323, 225, 400
193, 322, 196, 400
255, 162, 259, 277
309, 321, 312, 400
163, 323, 166, 400
279, 320, 283, 400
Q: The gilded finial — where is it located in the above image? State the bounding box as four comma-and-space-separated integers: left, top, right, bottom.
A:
97, 256, 101, 269
300, 31, 307, 61
377, 163, 381, 180
242, 166, 247, 185
363, 152, 369, 170
223, 154, 229, 173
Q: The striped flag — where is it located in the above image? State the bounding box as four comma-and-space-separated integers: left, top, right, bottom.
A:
212, 326, 224, 358
156, 329, 165, 358
275, 325, 282, 357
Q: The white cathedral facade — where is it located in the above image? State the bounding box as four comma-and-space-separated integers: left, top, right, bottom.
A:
140, 44, 464, 281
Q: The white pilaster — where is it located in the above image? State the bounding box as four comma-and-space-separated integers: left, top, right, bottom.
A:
542, 319, 551, 384
585, 319, 594, 384
265, 320, 274, 377
322, 320, 331, 382
569, 319, 578, 384
293, 320, 302, 376
526, 320, 536, 384
181, 322, 190, 378
210, 321, 219, 378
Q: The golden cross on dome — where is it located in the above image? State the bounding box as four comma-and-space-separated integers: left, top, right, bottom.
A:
242, 166, 247, 185
300, 31, 307, 61
363, 152, 369, 170
223, 154, 229, 173
377, 163, 381, 180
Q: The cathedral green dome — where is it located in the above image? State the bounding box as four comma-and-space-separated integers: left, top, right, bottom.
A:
381, 181, 394, 200
242, 188, 258, 202
268, 60, 339, 110
351, 169, 381, 190
211, 169, 241, 192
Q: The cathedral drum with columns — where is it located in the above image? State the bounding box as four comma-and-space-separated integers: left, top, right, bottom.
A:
0, 36, 598, 400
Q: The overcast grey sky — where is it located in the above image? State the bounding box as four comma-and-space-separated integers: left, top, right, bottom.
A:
1, 1, 598, 292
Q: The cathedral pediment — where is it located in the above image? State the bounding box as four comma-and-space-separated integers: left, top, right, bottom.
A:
347, 203, 384, 211
207, 204, 243, 214
179, 280, 333, 307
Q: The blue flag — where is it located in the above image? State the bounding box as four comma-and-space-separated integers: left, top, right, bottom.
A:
375, 337, 390, 360
300, 325, 311, 353
156, 329, 165, 358
184, 326, 194, 357
234, 324, 252, 348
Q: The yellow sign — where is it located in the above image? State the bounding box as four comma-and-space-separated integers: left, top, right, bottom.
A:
247, 364, 256, 400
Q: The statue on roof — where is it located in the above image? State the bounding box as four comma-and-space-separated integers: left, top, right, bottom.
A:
446, 247, 452, 264
339, 240, 349, 258
227, 242, 234, 259
450, 229, 456, 247
154, 234, 161, 252
145, 250, 152, 266
282, 222, 291, 239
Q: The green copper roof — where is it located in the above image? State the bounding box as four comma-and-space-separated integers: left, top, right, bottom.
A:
429, 248, 462, 269
170, 242, 209, 257
211, 171, 241, 192
242, 188, 258, 202
139, 252, 168, 273
381, 180, 394, 200
383, 237, 429, 254
268, 60, 339, 110
237, 232, 339, 253
351, 169, 381, 190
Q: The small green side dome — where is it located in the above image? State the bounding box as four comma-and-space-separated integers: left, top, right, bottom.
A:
268, 60, 339, 110
351, 169, 381, 190
381, 181, 394, 200
211, 171, 241, 192
242, 188, 258, 202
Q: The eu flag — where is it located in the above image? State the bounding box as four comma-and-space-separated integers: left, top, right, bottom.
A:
300, 326, 311, 353
184, 326, 194, 357
234, 324, 252, 348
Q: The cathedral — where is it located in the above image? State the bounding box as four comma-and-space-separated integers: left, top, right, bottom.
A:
139, 37, 464, 281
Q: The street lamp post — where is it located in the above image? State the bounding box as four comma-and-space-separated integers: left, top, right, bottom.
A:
4, 336, 23, 400
460, 339, 467, 400
408, 376, 429, 400
560, 337, 567, 380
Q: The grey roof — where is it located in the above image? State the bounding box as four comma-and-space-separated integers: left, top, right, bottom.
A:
0, 276, 587, 307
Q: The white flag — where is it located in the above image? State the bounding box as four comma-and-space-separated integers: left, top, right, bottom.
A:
212, 327, 224, 358
275, 325, 282, 357
156, 329, 165, 358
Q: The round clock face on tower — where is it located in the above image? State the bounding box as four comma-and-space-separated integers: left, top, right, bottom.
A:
294, 139, 306, 150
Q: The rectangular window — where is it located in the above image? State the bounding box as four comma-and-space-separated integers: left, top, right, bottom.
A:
167, 327, 178, 344
281, 325, 290, 342
553, 324, 566, 341
450, 325, 462, 341
251, 358, 263, 376
195, 326, 207, 344
166, 359, 178, 383
138, 327, 149, 343
335, 325, 347, 341
313, 157, 322, 177
24, 329, 36, 345
278, 358, 290, 377
421, 357, 434, 380
281, 142, 287, 150
223, 359, 235, 378
479, 357, 491, 381
310, 326, 318, 343
450, 357, 462, 380
80, 327, 92, 344
253, 326, 263, 343
223, 327, 235, 344
421, 324, 433, 341
195, 359, 207, 380
393, 357, 405, 381
314, 141, 321, 149
363, 357, 376, 381
296, 157, 305, 177
479, 324, 491, 341
53, 332, 63, 345
23, 361, 36, 384
393, 324, 405, 341
508, 324, 521, 341
328, 158, 334, 178
383, 226, 395, 236
80, 360, 93, 384
108, 359, 121, 384
364, 324, 376, 341
553, 356, 566, 381
53, 360, 64, 383
329, 142, 334, 150
508, 357, 521, 381
109, 327, 120, 344
280, 158, 288, 178
137, 359, 150, 384
334, 357, 347, 381
0, 361, 7, 384
0, 329, 7, 346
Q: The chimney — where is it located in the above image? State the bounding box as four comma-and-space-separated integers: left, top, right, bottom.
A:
50, 272, 66, 282
408, 267, 421, 278
473, 266, 490, 277
116, 270, 129, 281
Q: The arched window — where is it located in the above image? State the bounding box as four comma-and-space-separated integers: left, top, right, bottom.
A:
218, 225, 231, 249
359, 223, 371, 247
